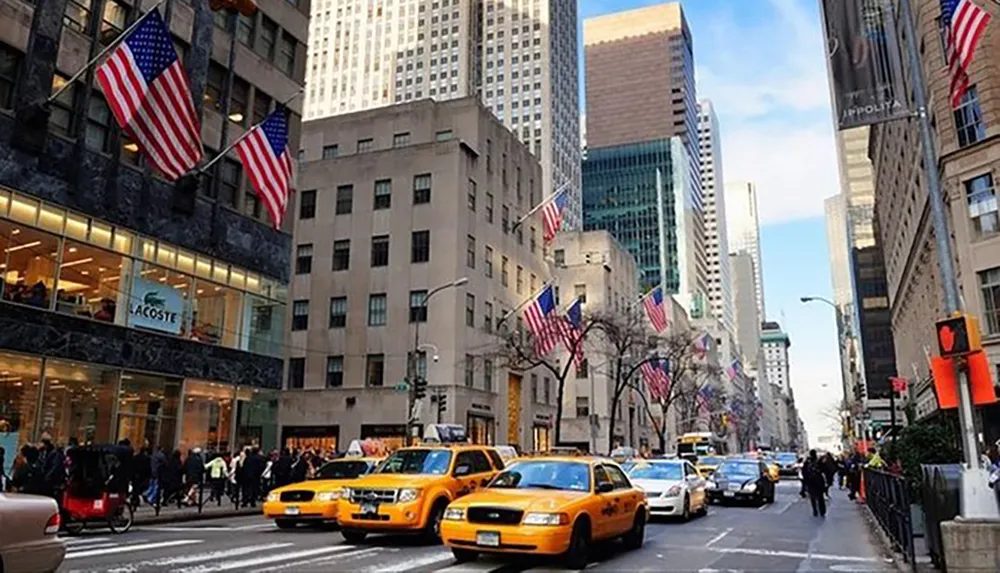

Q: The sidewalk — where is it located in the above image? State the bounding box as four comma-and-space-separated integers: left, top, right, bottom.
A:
132, 501, 260, 525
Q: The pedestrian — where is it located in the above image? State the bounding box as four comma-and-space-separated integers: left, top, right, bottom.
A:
820, 453, 838, 499
802, 450, 829, 517
38, 437, 66, 501
797, 456, 807, 498
163, 450, 183, 505
273, 449, 292, 488
242, 447, 265, 507
183, 447, 205, 506
131, 445, 150, 508
837, 454, 848, 490
11, 445, 42, 494
146, 446, 167, 504
204, 453, 227, 504
290, 450, 308, 484
0, 446, 7, 492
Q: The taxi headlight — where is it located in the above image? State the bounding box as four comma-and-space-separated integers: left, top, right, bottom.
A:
443, 507, 466, 521
743, 483, 757, 493
266, 492, 279, 502
317, 490, 341, 502
523, 512, 569, 526
706, 481, 717, 490
398, 488, 421, 503
666, 484, 683, 497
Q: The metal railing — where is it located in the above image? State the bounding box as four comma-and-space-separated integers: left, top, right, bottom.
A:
864, 468, 916, 571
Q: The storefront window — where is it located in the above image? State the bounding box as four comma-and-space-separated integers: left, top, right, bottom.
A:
241, 295, 285, 358
54, 239, 130, 324
282, 426, 338, 453
116, 372, 180, 453
467, 414, 495, 445
192, 281, 243, 347
361, 424, 407, 452
131, 260, 192, 338
0, 352, 43, 469
0, 220, 59, 310
38, 359, 118, 446
179, 380, 234, 454
532, 425, 550, 453
235, 386, 278, 452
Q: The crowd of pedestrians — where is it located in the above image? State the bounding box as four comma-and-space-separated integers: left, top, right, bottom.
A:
798, 448, 883, 517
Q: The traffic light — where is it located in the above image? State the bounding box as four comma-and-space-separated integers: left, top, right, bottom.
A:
413, 377, 427, 400
853, 382, 864, 402
438, 392, 447, 414
935, 313, 981, 358
208, 0, 258, 16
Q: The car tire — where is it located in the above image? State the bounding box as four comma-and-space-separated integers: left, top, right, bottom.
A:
697, 498, 709, 516
341, 529, 368, 543
275, 519, 297, 529
422, 499, 448, 544
451, 548, 478, 563
563, 519, 590, 570
622, 510, 645, 550
680, 495, 691, 522
63, 520, 85, 536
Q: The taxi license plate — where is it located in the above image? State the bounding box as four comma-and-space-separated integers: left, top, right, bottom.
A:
477, 531, 500, 547
285, 506, 300, 516
360, 502, 378, 515
723, 491, 735, 497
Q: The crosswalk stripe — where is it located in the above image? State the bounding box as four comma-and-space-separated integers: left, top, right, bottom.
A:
99, 542, 296, 572
248, 547, 384, 573
61, 537, 111, 546
66, 539, 203, 559
362, 549, 455, 573
169, 544, 358, 573
436, 560, 508, 573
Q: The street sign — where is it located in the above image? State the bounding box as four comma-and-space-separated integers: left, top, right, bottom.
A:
393, 383, 409, 392
935, 314, 981, 358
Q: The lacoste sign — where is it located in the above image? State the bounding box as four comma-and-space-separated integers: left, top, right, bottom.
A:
128, 277, 183, 334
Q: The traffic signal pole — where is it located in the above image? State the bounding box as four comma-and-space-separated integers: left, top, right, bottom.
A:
897, 0, 996, 518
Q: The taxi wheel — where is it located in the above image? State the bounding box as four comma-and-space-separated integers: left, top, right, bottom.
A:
341, 529, 368, 543
622, 510, 645, 550
564, 520, 590, 570
680, 495, 691, 522
451, 548, 478, 563
422, 500, 448, 544
275, 519, 297, 529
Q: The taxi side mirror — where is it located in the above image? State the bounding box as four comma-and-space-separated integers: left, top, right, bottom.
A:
453, 464, 472, 477
597, 482, 614, 493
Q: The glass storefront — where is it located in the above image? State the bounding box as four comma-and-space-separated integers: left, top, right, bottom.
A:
235, 386, 278, 452
37, 359, 117, 445
467, 414, 495, 445
0, 353, 42, 473
0, 188, 286, 358
282, 425, 339, 453
179, 380, 235, 454
117, 372, 181, 453
532, 425, 551, 453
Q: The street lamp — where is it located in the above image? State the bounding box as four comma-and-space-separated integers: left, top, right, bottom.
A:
406, 278, 468, 444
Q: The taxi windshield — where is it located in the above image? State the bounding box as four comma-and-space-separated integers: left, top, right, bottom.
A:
376, 449, 452, 475
776, 453, 798, 463
628, 463, 683, 481
489, 460, 590, 492
698, 456, 723, 466
716, 461, 760, 479
315, 460, 371, 480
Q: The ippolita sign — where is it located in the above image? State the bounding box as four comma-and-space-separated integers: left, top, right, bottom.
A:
128, 276, 183, 334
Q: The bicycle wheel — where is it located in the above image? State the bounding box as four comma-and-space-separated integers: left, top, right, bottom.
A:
108, 503, 134, 534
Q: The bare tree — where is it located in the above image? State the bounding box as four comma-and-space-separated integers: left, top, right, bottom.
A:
728, 375, 760, 452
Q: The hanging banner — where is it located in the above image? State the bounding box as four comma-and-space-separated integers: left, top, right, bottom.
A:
821, 0, 911, 129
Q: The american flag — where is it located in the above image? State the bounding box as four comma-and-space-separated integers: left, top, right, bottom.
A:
236, 109, 294, 229
541, 189, 569, 243
560, 297, 585, 367
640, 358, 670, 401
693, 332, 711, 360
95, 8, 202, 181
523, 285, 561, 357
725, 359, 742, 380
697, 385, 714, 414
642, 287, 668, 333
940, 0, 992, 108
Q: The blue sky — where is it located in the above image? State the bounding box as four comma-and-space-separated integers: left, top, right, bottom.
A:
579, 0, 844, 444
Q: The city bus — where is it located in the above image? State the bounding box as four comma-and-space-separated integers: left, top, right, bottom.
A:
676, 432, 726, 461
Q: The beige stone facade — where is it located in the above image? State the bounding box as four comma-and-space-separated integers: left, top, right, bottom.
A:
284, 97, 560, 450
869, 0, 1000, 394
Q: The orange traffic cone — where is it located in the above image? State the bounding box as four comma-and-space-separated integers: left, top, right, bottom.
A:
858, 471, 866, 503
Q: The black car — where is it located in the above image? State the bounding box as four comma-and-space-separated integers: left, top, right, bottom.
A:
774, 453, 801, 477
705, 459, 775, 506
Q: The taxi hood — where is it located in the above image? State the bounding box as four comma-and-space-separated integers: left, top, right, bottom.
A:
461, 488, 589, 512
272, 479, 347, 494
631, 478, 682, 492
351, 473, 448, 489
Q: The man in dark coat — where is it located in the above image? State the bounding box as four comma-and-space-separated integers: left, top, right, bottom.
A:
146, 446, 167, 504
241, 448, 265, 507
183, 448, 205, 505
273, 449, 293, 488
802, 450, 829, 517
39, 438, 66, 500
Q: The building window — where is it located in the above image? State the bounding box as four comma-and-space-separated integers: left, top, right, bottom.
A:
326, 356, 344, 388
291, 300, 309, 330
412, 230, 431, 263
295, 244, 313, 274
332, 239, 351, 271
299, 189, 316, 219
576, 397, 589, 417
357, 138, 374, 153
574, 284, 587, 304
374, 179, 392, 210
485, 246, 494, 277
276, 32, 296, 75
435, 130, 453, 141
0, 45, 21, 109
466, 235, 476, 268
466, 293, 475, 326
371, 235, 390, 267
501, 256, 509, 286
483, 359, 494, 392
410, 290, 428, 323
465, 355, 475, 387
64, 0, 91, 34
576, 359, 589, 379
484, 301, 493, 333
514, 266, 523, 294
236, 13, 254, 47
255, 16, 277, 60
966, 173, 998, 236
322, 144, 339, 159
954, 86, 986, 148
288, 357, 305, 389
530, 227, 537, 253
336, 184, 353, 214
84, 93, 112, 152
501, 206, 509, 233
50, 75, 77, 136
393, 132, 410, 147
531, 373, 539, 402
543, 377, 551, 404
368, 294, 387, 326
979, 267, 1000, 334
467, 179, 477, 211
366, 354, 385, 387
229, 77, 249, 127
329, 297, 347, 328
554, 249, 565, 266
413, 174, 432, 204
485, 192, 494, 223
252, 90, 271, 124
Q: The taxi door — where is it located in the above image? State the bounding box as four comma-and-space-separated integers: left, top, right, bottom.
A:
604, 464, 640, 535
684, 461, 706, 509
592, 465, 619, 540
451, 450, 494, 498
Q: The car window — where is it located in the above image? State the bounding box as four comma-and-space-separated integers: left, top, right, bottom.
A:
685, 463, 697, 476
593, 465, 612, 491
453, 451, 477, 475
760, 462, 769, 474
604, 464, 631, 490
484, 449, 505, 470
467, 450, 493, 473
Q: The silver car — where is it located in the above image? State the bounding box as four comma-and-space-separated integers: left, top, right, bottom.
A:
627, 459, 707, 521
0, 493, 66, 573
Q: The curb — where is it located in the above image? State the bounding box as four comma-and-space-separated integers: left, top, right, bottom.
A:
858, 503, 923, 573
134, 507, 260, 526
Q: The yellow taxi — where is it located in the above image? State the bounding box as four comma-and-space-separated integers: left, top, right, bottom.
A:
695, 454, 725, 478
263, 457, 382, 528
440, 457, 647, 570
337, 445, 503, 543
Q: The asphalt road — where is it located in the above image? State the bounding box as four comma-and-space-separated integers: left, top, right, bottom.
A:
57, 481, 895, 572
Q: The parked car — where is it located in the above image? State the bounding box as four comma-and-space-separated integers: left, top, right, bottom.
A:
705, 459, 776, 506
0, 493, 66, 573
627, 459, 707, 520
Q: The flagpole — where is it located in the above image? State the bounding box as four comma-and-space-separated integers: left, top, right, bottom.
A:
48, 0, 168, 103
198, 87, 304, 174
655, 167, 669, 316
497, 281, 552, 326
510, 182, 569, 232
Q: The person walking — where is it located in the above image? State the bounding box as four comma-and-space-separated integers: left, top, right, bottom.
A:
0, 446, 8, 492
146, 446, 167, 504
163, 450, 183, 505
183, 448, 205, 506
802, 450, 829, 517
241, 447, 265, 507
273, 449, 292, 488
204, 453, 228, 505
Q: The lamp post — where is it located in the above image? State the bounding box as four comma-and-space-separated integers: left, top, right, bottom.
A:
406, 278, 468, 445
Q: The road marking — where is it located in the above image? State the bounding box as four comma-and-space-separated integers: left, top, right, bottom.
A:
706, 527, 733, 546
170, 545, 358, 572
142, 526, 238, 532
234, 523, 277, 530
435, 560, 504, 572
663, 545, 882, 563
828, 565, 887, 572
89, 542, 296, 572
362, 549, 455, 573
61, 536, 111, 546
66, 539, 203, 559
248, 547, 383, 573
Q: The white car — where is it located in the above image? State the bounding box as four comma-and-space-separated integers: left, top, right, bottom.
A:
627, 459, 707, 520
0, 493, 66, 573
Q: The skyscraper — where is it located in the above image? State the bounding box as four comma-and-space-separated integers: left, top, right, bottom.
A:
698, 100, 735, 344
725, 180, 765, 321
302, 0, 583, 229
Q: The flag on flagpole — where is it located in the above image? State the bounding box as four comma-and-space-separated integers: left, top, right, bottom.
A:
541, 190, 569, 243
523, 285, 561, 357
940, 0, 992, 108
640, 358, 670, 401
95, 8, 202, 181
642, 286, 668, 333
559, 298, 585, 367
725, 359, 741, 380
235, 109, 294, 229
697, 385, 713, 414
693, 332, 711, 360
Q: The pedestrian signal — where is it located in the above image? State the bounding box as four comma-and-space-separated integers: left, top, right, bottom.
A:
935, 314, 981, 358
